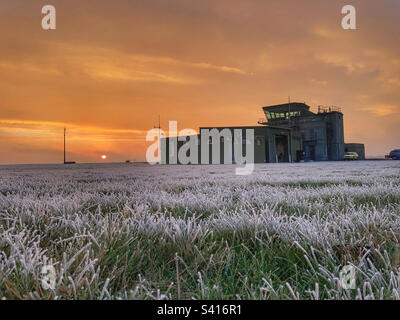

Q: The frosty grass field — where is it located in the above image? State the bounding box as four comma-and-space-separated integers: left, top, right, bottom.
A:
0, 160, 400, 300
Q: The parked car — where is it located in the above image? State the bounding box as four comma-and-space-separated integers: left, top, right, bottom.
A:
344, 152, 359, 160
389, 149, 400, 160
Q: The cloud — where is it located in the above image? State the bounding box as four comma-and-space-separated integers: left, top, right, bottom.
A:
310, 78, 328, 86
129, 54, 248, 75
0, 61, 61, 76
378, 76, 400, 90
362, 105, 400, 116
78, 46, 249, 84
0, 119, 148, 141
314, 53, 366, 73
84, 63, 196, 84
312, 27, 338, 39
0, 43, 248, 85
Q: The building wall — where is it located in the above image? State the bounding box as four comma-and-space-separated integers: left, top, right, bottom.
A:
295, 112, 344, 161
326, 112, 345, 161
254, 135, 267, 163
263, 103, 346, 162
161, 104, 348, 164
161, 126, 292, 164
291, 134, 303, 162
298, 119, 328, 161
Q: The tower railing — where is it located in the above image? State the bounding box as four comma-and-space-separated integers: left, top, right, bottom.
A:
317, 105, 342, 113
257, 118, 267, 124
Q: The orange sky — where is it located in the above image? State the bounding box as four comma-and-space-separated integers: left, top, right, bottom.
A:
0, 0, 399, 164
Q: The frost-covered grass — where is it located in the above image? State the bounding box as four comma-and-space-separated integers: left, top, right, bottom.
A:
0, 160, 400, 300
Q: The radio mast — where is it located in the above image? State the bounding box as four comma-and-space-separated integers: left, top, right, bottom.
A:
64, 127, 66, 164
63, 127, 76, 164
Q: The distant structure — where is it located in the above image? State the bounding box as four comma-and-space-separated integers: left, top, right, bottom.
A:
259, 103, 365, 161
259, 103, 346, 161
64, 128, 66, 163
345, 143, 365, 160
63, 128, 76, 164
162, 102, 365, 164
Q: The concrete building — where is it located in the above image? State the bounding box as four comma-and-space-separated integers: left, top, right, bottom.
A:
199, 125, 293, 163
260, 103, 345, 161
162, 125, 293, 164
161, 102, 365, 164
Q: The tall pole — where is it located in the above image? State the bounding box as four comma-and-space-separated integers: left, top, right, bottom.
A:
288, 96, 292, 163
158, 115, 161, 163
154, 116, 161, 163
158, 115, 161, 143
64, 128, 66, 164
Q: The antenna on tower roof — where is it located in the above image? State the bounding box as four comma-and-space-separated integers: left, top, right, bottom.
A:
154, 115, 161, 129
154, 115, 162, 140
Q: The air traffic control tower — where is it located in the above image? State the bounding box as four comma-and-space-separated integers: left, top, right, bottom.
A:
259, 103, 345, 161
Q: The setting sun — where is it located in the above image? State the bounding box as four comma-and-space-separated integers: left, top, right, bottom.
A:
101, 155, 107, 160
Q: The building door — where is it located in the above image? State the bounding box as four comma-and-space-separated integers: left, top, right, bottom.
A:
310, 146, 315, 161
275, 135, 289, 162
265, 138, 269, 163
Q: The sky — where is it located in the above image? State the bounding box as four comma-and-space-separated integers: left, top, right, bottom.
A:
0, 0, 399, 164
